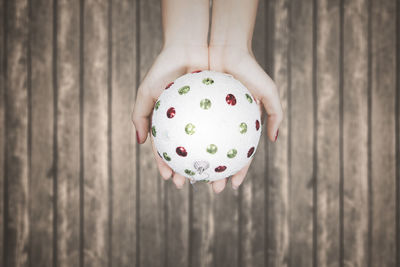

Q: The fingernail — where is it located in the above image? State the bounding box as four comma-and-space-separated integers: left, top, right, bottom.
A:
232, 185, 238, 190
274, 129, 279, 142
136, 131, 140, 143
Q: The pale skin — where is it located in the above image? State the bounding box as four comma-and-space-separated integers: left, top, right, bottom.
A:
132, 0, 283, 193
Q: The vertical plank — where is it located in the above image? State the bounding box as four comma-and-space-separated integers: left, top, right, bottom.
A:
29, 0, 54, 265
139, 0, 166, 266
289, 0, 314, 265
4, 0, 30, 266
371, 0, 397, 266
342, 0, 369, 266
56, 0, 80, 266
0, 0, 5, 263
267, 0, 290, 265
315, 0, 340, 266
111, 0, 136, 266
83, 0, 110, 266
239, 0, 267, 265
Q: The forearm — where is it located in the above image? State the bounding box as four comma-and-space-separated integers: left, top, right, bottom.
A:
209, 0, 258, 50
162, 0, 210, 47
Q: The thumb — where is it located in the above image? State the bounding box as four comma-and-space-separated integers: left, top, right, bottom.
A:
132, 87, 155, 144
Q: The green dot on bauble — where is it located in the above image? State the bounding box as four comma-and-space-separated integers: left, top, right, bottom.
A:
200, 99, 211, 110
178, 85, 190, 95
227, 149, 237, 158
239, 122, 247, 134
202, 78, 214, 85
155, 100, 160, 110
163, 152, 171, 161
151, 126, 156, 137
206, 144, 218, 154
184, 169, 195, 176
245, 94, 253, 104
185, 123, 196, 135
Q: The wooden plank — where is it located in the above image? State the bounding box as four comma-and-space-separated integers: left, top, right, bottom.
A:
56, 0, 80, 266
29, 0, 54, 265
83, 0, 110, 266
288, 0, 314, 265
371, 0, 397, 266
315, 0, 340, 266
342, 0, 369, 266
4, 0, 30, 266
267, 0, 290, 265
139, 0, 166, 266
239, 0, 267, 265
110, 0, 137, 266
0, 0, 5, 264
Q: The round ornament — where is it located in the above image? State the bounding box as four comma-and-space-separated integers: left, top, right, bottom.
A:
151, 70, 262, 183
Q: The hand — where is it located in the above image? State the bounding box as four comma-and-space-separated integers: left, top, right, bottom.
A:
132, 44, 208, 189
208, 44, 283, 193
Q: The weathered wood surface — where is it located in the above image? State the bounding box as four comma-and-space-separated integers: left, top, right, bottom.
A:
0, 0, 398, 267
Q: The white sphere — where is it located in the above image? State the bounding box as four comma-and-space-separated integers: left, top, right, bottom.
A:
151, 70, 262, 182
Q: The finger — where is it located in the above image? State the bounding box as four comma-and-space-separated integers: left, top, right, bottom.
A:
151, 135, 173, 180
231, 160, 252, 190
212, 178, 227, 194
226, 58, 283, 142
132, 87, 156, 144
172, 172, 186, 189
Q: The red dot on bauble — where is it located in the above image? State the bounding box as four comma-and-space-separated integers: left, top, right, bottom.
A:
167, 107, 176, 118
191, 70, 202, 73
226, 94, 237, 105
256, 120, 260, 130
176, 146, 187, 157
165, 82, 174, 89
247, 147, 255, 158
215, 166, 227, 172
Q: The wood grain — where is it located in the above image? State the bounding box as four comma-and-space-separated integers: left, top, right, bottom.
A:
29, 0, 54, 265
110, 0, 137, 266
4, 0, 30, 266
56, 0, 80, 266
139, 0, 166, 266
342, 0, 369, 266
289, 0, 314, 266
315, 0, 340, 266
0, 0, 5, 264
83, 0, 110, 266
239, 0, 267, 265
371, 0, 397, 266
267, 0, 290, 265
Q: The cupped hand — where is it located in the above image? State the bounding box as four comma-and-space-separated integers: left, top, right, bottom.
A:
208, 44, 283, 193
132, 44, 208, 189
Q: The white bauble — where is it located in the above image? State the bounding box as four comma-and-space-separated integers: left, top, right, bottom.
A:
151, 70, 262, 183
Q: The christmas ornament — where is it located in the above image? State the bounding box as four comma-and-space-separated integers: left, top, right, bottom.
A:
151, 70, 262, 183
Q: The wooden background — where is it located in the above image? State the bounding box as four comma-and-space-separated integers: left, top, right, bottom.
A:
0, 0, 399, 266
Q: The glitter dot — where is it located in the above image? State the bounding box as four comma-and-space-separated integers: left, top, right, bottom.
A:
178, 85, 190, 95
226, 94, 237, 105
155, 100, 160, 110
256, 120, 260, 130
184, 169, 195, 176
215, 166, 227, 172
247, 147, 255, 158
246, 94, 253, 103
176, 146, 188, 157
227, 149, 237, 158
163, 152, 171, 161
167, 107, 176, 118
151, 126, 156, 137
206, 144, 218, 154
165, 82, 174, 89
200, 99, 211, 110
185, 123, 196, 135
191, 70, 202, 73
202, 78, 214, 85
239, 122, 247, 134
201, 179, 210, 183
